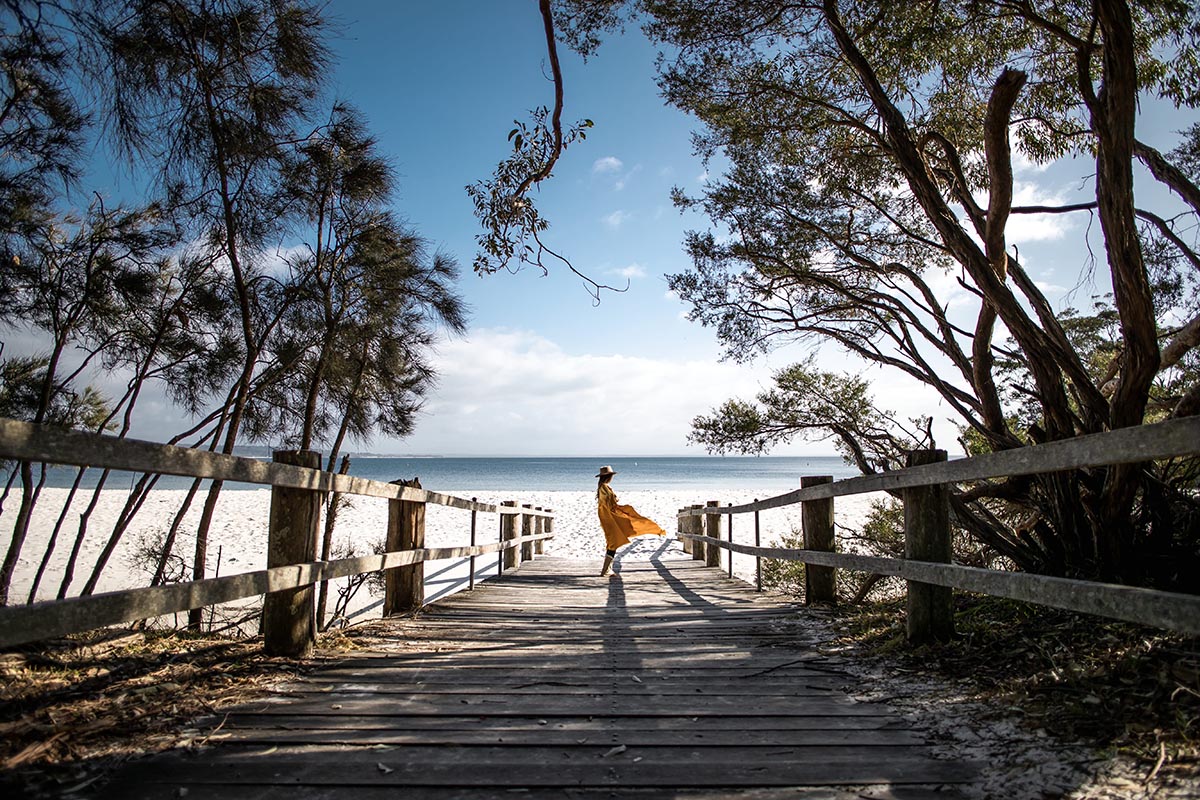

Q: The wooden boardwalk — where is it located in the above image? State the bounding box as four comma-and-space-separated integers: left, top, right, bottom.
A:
102, 557, 977, 798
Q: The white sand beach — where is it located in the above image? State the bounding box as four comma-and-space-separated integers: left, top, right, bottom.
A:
3, 486, 884, 625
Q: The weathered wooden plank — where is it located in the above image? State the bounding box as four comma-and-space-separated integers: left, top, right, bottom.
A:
286, 678, 846, 694
262, 450, 322, 658
216, 727, 922, 747
241, 694, 887, 717
0, 418, 561, 516
383, 478, 425, 615
903, 450, 953, 643
167, 742, 945, 765
99, 557, 979, 797
296, 671, 852, 692
105, 752, 977, 789
107, 785, 968, 800
501, 500, 519, 570
704, 501, 723, 569
801, 476, 836, 604
292, 654, 850, 672
217, 713, 909, 733
294, 673, 845, 687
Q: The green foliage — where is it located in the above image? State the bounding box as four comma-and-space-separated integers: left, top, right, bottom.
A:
690, 358, 932, 473
0, 1, 471, 609
1170, 122, 1200, 180
553, 0, 1200, 588
249, 104, 466, 453
0, 1, 87, 232
762, 498, 905, 604
758, 532, 807, 599
467, 107, 594, 276
829, 594, 1200, 764
0, 356, 109, 430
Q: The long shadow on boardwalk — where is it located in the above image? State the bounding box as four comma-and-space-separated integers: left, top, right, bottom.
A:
100, 556, 978, 799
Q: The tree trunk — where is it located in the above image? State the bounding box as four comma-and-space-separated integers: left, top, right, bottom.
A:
316, 454, 351, 630
1091, 0, 1160, 581
27, 466, 86, 602
152, 477, 204, 586
0, 461, 44, 605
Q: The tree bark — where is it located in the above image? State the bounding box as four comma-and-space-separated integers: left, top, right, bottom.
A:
973, 68, 1028, 441
1089, 0, 1160, 580
819, 0, 1103, 439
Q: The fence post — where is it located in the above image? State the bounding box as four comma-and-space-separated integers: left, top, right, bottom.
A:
521, 504, 534, 562
543, 510, 553, 554
534, 507, 545, 555
705, 501, 722, 569
801, 475, 836, 604
728, 503, 734, 578
904, 449, 954, 643
502, 500, 519, 570
497, 507, 505, 576
469, 497, 478, 591
263, 449, 322, 658
384, 477, 425, 615
679, 508, 693, 554
754, 501, 762, 592
689, 505, 705, 561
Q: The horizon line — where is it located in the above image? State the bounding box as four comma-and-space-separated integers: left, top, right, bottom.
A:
357, 452, 845, 459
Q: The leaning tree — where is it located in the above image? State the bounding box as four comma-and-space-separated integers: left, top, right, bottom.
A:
536, 0, 1200, 589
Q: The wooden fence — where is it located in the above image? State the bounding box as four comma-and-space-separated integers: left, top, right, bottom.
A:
677, 416, 1200, 642
0, 419, 554, 654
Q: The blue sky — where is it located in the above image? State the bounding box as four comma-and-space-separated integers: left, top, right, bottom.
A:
321, 1, 1190, 458
321, 0, 780, 456
32, 1, 1195, 458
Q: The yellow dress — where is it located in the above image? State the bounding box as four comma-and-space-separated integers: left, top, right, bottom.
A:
597, 483, 666, 550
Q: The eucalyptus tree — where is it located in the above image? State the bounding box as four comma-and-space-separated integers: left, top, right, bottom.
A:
546, 0, 1200, 588
94, 0, 329, 624
250, 104, 466, 623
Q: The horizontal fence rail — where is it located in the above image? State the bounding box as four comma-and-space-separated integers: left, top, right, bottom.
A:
0, 418, 550, 516
0, 418, 557, 652
680, 416, 1200, 518
676, 534, 1200, 635
0, 532, 553, 649
677, 416, 1200, 640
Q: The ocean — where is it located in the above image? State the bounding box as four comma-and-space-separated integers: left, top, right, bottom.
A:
26, 455, 859, 493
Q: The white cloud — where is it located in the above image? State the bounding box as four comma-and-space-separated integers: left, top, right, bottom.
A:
261, 243, 311, 277
602, 210, 631, 229
615, 263, 647, 279
966, 178, 1074, 246
1034, 280, 1068, 294
921, 264, 976, 312
392, 328, 766, 456
1012, 149, 1052, 174
592, 156, 623, 174
1006, 180, 1074, 244
613, 164, 641, 191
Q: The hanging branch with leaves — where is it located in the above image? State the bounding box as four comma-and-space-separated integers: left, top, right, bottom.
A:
467, 0, 623, 303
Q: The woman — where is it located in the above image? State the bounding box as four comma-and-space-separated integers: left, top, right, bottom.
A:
596, 465, 666, 576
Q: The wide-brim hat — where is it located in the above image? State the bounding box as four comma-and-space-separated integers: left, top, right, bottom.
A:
596, 465, 617, 478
